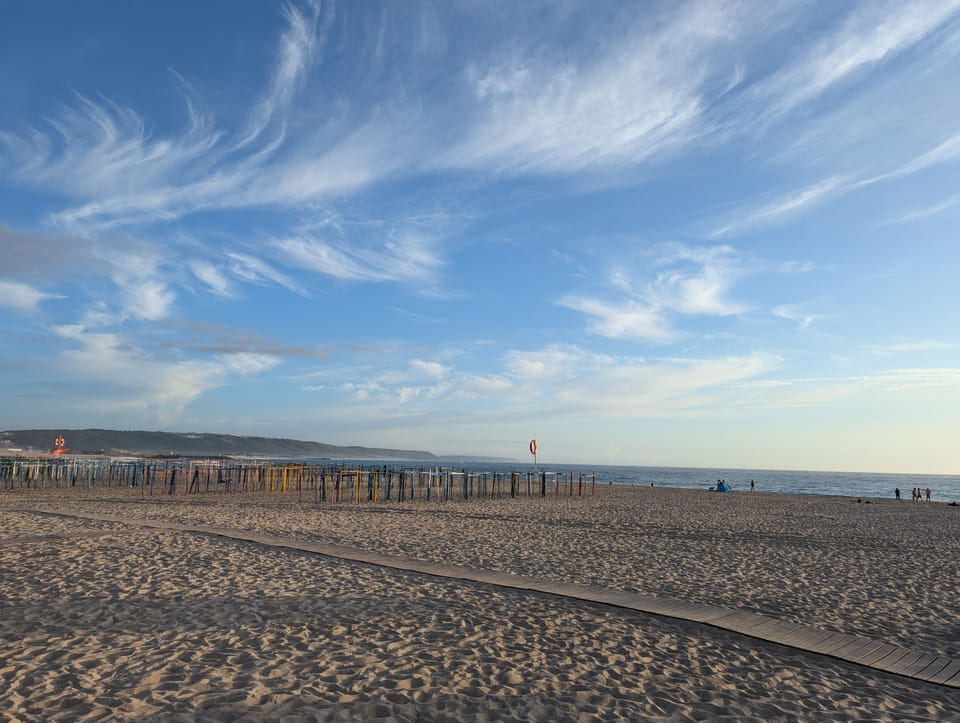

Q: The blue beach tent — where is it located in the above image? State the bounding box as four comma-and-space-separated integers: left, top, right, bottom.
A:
715, 481, 732, 492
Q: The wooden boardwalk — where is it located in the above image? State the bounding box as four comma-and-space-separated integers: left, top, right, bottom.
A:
8, 507, 960, 689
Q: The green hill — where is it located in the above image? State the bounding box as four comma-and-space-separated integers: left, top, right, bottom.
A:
0, 429, 440, 460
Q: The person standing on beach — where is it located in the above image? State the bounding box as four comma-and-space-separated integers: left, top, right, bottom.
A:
750, 480, 755, 492
926, 487, 932, 502
895, 487, 900, 500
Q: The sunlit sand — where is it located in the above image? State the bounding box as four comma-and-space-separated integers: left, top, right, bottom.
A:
2, 485, 959, 720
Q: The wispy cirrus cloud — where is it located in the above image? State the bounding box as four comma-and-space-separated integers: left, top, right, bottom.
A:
0, 92, 223, 203
274, 227, 444, 284
713, 127, 960, 237
225, 252, 309, 296
886, 191, 960, 225
240, 0, 328, 146
773, 304, 818, 330
560, 244, 746, 342
747, 0, 960, 125
711, 175, 850, 237
730, 367, 960, 409
190, 261, 234, 298
441, 2, 741, 175
866, 340, 959, 355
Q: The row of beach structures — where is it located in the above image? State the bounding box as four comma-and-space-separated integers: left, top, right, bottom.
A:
0, 457, 597, 503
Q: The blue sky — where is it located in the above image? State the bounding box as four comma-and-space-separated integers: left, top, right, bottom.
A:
2, 1, 959, 473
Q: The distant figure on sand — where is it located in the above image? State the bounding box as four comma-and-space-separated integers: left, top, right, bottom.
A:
895, 487, 900, 500
750, 480, 755, 492
926, 487, 931, 502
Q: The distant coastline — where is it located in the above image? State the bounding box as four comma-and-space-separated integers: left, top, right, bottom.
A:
0, 428, 506, 463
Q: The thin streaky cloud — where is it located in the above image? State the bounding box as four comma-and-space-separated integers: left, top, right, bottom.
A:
859, 131, 960, 189
715, 129, 960, 238
225, 252, 310, 297
274, 230, 443, 284
440, 2, 741, 175
239, 0, 328, 147
886, 191, 960, 225
773, 304, 817, 330
190, 261, 234, 298
2, 93, 223, 201
748, 0, 960, 124
712, 175, 849, 237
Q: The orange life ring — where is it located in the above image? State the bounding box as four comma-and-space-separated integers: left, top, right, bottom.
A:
529, 439, 538, 455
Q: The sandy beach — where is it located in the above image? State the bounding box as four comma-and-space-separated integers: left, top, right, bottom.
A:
2, 484, 959, 720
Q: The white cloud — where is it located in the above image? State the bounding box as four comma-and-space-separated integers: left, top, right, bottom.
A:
274, 230, 442, 284
867, 340, 959, 355
51, 325, 279, 422
240, 0, 327, 145
559, 297, 675, 342
712, 175, 850, 237
109, 251, 176, 321
560, 244, 745, 342
730, 367, 960, 409
225, 252, 308, 296
887, 191, 960, 225
773, 304, 817, 330
0, 280, 60, 313
460, 374, 513, 395
443, 3, 730, 175
190, 261, 233, 297
0, 93, 222, 203
220, 352, 281, 375
750, 1, 960, 124
500, 346, 778, 418
410, 359, 449, 379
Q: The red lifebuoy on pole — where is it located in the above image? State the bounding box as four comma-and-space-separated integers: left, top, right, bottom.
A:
529, 439, 538, 456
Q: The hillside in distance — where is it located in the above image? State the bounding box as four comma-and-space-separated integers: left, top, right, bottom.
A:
0, 429, 442, 460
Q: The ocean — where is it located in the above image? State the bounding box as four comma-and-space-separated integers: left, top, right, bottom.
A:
345, 461, 960, 504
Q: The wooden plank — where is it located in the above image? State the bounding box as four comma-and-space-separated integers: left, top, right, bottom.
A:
701, 609, 750, 626
829, 637, 877, 661
816, 633, 859, 655
667, 603, 729, 624
871, 647, 916, 670
857, 643, 901, 666
754, 619, 805, 642
708, 611, 765, 631
644, 599, 709, 616
777, 627, 837, 651
914, 657, 953, 682
926, 659, 960, 686
734, 616, 787, 637
944, 668, 960, 688
847, 639, 889, 663
877, 650, 924, 675
899, 652, 940, 677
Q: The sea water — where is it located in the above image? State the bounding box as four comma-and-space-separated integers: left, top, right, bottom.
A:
343, 461, 960, 504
